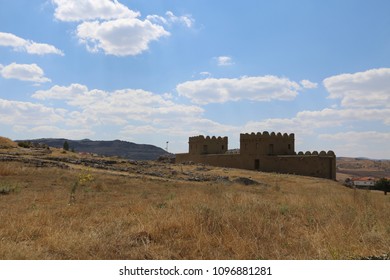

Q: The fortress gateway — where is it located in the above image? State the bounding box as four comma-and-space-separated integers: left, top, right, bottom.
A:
176, 132, 336, 180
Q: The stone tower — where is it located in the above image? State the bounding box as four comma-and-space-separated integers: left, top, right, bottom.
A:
240, 131, 295, 156
188, 135, 228, 155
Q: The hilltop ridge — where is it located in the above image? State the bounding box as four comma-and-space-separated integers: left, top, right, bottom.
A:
15, 138, 170, 160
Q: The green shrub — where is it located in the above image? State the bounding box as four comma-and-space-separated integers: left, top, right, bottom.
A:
0, 183, 18, 195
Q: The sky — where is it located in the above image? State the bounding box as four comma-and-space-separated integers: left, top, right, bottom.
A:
0, 0, 389, 159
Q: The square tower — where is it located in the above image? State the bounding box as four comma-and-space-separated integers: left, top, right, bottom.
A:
189, 135, 228, 155
240, 131, 295, 156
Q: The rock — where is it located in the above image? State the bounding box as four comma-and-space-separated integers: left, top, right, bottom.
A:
232, 177, 260, 186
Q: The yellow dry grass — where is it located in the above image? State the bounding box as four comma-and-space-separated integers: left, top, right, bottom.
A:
1, 161, 390, 260
0, 137, 17, 149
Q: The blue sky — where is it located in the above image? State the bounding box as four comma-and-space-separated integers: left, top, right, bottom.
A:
0, 0, 389, 158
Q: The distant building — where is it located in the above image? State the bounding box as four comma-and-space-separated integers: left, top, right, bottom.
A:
176, 131, 336, 180
351, 177, 376, 188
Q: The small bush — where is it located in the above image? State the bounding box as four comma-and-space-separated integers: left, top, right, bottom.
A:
0, 183, 18, 195
17, 141, 32, 148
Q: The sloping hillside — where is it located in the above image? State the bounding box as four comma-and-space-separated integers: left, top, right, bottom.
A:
0, 137, 17, 149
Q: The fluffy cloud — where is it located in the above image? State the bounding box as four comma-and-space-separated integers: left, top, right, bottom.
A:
176, 75, 301, 104
323, 68, 390, 108
51, 0, 139, 22
0, 63, 51, 83
76, 18, 169, 56
0, 98, 65, 125
52, 0, 193, 56
0, 32, 64, 55
216, 56, 234, 66
300, 79, 318, 89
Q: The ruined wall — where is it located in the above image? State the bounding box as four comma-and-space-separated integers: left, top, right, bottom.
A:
240, 132, 295, 156
188, 135, 228, 155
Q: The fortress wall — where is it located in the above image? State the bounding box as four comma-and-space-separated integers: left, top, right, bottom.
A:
258, 154, 336, 180
177, 133, 336, 180
240, 132, 295, 156
176, 153, 252, 169
176, 152, 336, 180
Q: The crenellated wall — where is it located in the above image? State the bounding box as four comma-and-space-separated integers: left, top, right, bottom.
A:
188, 135, 228, 155
176, 132, 336, 180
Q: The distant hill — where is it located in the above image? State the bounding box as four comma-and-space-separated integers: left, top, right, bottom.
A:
336, 157, 390, 181
16, 138, 171, 160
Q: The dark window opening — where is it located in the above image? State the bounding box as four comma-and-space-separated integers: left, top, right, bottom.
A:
269, 144, 274, 155
254, 159, 260, 170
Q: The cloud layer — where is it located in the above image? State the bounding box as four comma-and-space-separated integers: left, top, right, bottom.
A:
176, 75, 302, 104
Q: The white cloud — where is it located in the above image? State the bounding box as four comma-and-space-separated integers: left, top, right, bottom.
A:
51, 0, 175, 56
242, 106, 390, 141
176, 75, 301, 104
23, 125, 95, 139
0, 32, 25, 47
199, 71, 211, 77
319, 131, 390, 142
0, 63, 51, 83
25, 42, 64, 56
319, 131, 390, 159
216, 56, 234, 66
300, 79, 318, 89
33, 84, 204, 124
76, 18, 169, 56
33, 83, 89, 100
147, 11, 194, 28
0, 98, 65, 126
323, 68, 390, 108
297, 108, 390, 126
0, 32, 64, 55
51, 0, 139, 22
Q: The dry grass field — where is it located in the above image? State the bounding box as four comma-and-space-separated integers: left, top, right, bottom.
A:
1, 146, 390, 260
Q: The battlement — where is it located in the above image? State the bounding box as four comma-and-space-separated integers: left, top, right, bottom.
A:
189, 135, 228, 142
297, 150, 336, 156
240, 131, 294, 140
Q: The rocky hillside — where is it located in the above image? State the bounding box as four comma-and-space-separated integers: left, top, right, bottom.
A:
15, 138, 171, 160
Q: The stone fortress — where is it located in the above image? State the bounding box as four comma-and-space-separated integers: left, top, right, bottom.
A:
176, 131, 336, 180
